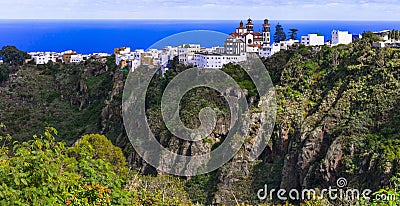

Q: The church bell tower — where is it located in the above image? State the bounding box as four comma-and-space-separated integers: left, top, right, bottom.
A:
246, 18, 254, 33
262, 19, 271, 44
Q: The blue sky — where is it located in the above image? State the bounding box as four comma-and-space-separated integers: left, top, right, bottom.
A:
1, 0, 399, 20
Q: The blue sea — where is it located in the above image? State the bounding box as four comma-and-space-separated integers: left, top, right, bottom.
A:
1, 20, 399, 54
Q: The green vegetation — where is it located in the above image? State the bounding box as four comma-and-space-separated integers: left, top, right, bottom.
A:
288, 28, 298, 40
389, 29, 400, 41
0, 126, 190, 205
0, 46, 30, 66
0, 60, 115, 144
273, 23, 286, 43
0, 33, 399, 205
261, 34, 399, 205
0, 64, 11, 83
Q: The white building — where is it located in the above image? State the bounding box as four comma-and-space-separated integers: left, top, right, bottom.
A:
373, 30, 390, 41
29, 52, 60, 64
201, 46, 225, 55
162, 46, 178, 59
278, 39, 300, 50
225, 36, 246, 55
30, 53, 46, 65
114, 47, 166, 71
92, 52, 110, 57
193, 53, 247, 69
159, 53, 170, 68
115, 53, 133, 66
114, 47, 131, 55
70, 54, 84, 64
331, 30, 353, 46
178, 44, 201, 65
371, 30, 400, 48
115, 48, 145, 66
88, 53, 110, 63
131, 59, 141, 72
0, 59, 3, 64
301, 34, 325, 46
158, 46, 180, 75
224, 18, 271, 54
259, 43, 281, 58
147, 49, 161, 66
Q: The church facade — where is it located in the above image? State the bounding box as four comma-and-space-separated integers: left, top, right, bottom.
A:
224, 18, 271, 54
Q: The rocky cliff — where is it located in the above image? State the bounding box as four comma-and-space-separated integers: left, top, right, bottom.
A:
1, 36, 399, 205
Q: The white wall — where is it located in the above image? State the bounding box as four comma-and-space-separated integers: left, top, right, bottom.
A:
301, 34, 325, 46
259, 43, 280, 58
70, 54, 83, 63
194, 53, 246, 69
331, 30, 353, 45
178, 45, 201, 65
131, 59, 141, 72
279, 39, 299, 50
29, 52, 60, 64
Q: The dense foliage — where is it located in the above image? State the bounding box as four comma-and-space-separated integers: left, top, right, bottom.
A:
0, 64, 11, 83
0, 126, 190, 205
273, 23, 286, 43
0, 46, 30, 66
0, 60, 115, 144
0, 33, 399, 205
288, 28, 299, 40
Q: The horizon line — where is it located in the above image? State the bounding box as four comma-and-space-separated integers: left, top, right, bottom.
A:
1, 18, 400, 22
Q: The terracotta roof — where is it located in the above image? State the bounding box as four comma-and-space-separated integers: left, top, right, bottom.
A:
248, 44, 261, 48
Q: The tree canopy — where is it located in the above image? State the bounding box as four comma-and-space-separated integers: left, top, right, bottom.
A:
288, 28, 298, 40
273, 23, 286, 43
0, 127, 190, 205
0, 46, 30, 66
0, 64, 11, 83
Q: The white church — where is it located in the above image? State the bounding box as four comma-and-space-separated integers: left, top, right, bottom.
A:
224, 18, 271, 54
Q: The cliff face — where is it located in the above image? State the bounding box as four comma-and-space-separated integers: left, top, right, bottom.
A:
270, 40, 400, 193
0, 60, 113, 143
1, 37, 399, 205
100, 38, 399, 205
202, 39, 398, 204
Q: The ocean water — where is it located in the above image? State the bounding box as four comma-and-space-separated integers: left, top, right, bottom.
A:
0, 20, 399, 54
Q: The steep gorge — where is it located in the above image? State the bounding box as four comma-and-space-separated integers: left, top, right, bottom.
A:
0, 35, 399, 205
